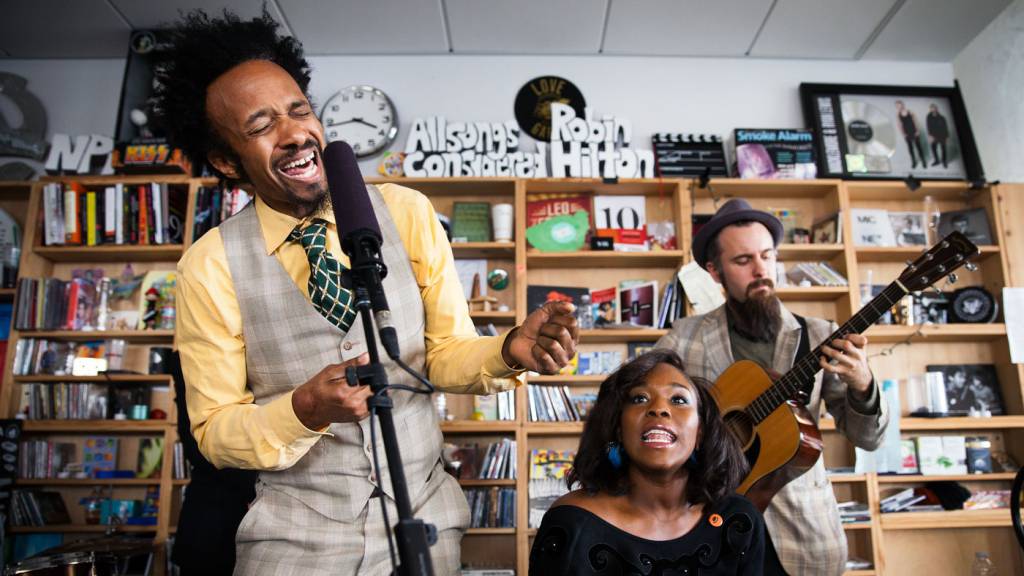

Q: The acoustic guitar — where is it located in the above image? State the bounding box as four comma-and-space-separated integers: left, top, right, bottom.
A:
711, 231, 981, 511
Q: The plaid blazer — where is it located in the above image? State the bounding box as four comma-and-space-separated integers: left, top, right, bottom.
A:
657, 304, 889, 576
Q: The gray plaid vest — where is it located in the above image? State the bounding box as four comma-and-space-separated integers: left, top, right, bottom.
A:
221, 185, 440, 522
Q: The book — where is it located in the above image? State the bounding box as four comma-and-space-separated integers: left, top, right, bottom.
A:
593, 195, 647, 251
137, 437, 164, 479
451, 202, 491, 243
850, 208, 896, 246
619, 281, 658, 328
734, 128, 817, 180
526, 285, 589, 314
589, 286, 619, 326
525, 195, 592, 252
82, 436, 118, 478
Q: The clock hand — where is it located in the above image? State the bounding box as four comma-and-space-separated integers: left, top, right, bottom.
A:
357, 119, 378, 129
326, 119, 358, 127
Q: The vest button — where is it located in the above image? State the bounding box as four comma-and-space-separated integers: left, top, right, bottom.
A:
343, 342, 353, 351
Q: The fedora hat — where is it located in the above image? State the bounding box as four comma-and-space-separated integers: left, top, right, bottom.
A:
692, 198, 783, 269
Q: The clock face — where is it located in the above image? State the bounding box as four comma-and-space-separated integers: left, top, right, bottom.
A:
320, 85, 398, 157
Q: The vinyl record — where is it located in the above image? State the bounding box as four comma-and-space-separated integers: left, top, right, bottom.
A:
514, 76, 586, 142
841, 100, 897, 158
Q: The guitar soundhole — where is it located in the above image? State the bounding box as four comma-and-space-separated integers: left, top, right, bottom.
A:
722, 410, 756, 450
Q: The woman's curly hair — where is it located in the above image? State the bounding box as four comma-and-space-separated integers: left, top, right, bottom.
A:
151, 9, 312, 176
566, 349, 749, 509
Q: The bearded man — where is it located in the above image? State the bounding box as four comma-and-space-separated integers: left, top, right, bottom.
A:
656, 199, 888, 575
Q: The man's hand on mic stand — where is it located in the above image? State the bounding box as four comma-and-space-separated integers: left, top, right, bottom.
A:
292, 353, 372, 430
502, 301, 579, 374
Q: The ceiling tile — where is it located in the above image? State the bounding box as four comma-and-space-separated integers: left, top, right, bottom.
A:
0, 0, 130, 58
862, 0, 1012, 61
110, 0, 289, 33
445, 0, 606, 54
751, 0, 896, 59
602, 0, 773, 56
277, 0, 448, 54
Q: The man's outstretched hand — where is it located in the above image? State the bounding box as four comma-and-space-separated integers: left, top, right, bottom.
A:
502, 301, 579, 374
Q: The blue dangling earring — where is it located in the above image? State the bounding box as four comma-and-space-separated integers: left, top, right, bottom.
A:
606, 441, 624, 469
687, 449, 700, 469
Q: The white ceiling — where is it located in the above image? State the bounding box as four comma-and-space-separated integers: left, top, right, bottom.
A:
0, 0, 1012, 61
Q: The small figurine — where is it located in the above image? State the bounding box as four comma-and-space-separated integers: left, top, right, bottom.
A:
142, 286, 160, 329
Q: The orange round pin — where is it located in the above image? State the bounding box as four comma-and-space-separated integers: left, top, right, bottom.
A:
709, 513, 723, 527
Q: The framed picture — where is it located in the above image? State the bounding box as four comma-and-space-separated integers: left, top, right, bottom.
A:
888, 211, 927, 246
937, 207, 993, 245
800, 82, 984, 183
926, 364, 1004, 416
850, 208, 896, 247
811, 212, 841, 244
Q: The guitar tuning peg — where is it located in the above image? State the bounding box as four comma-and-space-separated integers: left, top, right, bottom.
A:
965, 262, 978, 272
931, 286, 943, 296
948, 273, 958, 284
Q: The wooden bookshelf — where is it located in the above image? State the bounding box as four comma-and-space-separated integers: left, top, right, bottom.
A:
819, 416, 1024, 432
16, 478, 165, 486
529, 375, 605, 385
855, 245, 1001, 263
880, 508, 1017, 530
527, 250, 685, 269
579, 329, 667, 343
440, 420, 517, 434
33, 245, 184, 263
13, 374, 172, 384
8, 524, 158, 534
6, 176, 1021, 575
775, 286, 851, 301
875, 472, 1017, 483
451, 241, 516, 259
14, 330, 174, 343
458, 478, 516, 487
864, 323, 1007, 343
777, 243, 845, 260
21, 419, 174, 433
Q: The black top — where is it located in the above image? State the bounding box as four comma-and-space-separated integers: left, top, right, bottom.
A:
927, 111, 949, 140
168, 351, 258, 573
529, 494, 765, 575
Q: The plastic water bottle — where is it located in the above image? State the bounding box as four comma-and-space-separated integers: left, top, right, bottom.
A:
971, 552, 997, 575
578, 294, 594, 329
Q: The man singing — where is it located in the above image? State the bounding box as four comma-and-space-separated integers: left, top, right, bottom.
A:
155, 10, 578, 574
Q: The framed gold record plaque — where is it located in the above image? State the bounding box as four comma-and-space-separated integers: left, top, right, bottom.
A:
800, 82, 985, 184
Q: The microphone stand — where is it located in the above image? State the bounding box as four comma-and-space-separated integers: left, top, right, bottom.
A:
342, 233, 436, 576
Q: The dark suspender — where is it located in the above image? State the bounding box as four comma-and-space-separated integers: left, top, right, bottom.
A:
793, 314, 813, 403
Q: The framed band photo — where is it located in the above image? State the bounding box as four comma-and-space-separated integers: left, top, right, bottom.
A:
800, 82, 985, 183
937, 207, 993, 245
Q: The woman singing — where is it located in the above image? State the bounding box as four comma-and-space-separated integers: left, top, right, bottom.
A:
530, 350, 766, 575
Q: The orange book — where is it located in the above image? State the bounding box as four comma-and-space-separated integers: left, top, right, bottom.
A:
137, 185, 149, 245
63, 182, 86, 245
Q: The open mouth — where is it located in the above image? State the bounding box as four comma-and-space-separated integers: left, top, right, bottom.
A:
277, 150, 320, 183
641, 426, 677, 447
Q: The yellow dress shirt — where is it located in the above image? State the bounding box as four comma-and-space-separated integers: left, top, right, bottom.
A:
176, 183, 520, 470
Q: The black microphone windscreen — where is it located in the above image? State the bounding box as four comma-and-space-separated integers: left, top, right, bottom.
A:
323, 140, 381, 241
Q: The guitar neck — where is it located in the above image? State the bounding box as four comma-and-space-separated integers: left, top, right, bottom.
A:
749, 281, 908, 422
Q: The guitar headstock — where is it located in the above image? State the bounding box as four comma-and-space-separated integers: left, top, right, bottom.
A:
898, 231, 980, 291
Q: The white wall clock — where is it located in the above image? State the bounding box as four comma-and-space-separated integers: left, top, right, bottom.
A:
320, 85, 398, 157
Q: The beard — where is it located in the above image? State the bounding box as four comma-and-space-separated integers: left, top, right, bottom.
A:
725, 278, 782, 343
294, 183, 330, 219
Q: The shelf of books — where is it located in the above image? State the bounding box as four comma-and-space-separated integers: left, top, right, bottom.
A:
1, 176, 222, 556
5, 176, 1021, 575
880, 508, 1017, 530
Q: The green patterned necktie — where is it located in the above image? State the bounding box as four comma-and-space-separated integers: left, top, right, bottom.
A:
289, 219, 358, 334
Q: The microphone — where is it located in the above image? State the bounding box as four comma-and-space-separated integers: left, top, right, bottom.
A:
322, 140, 400, 359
